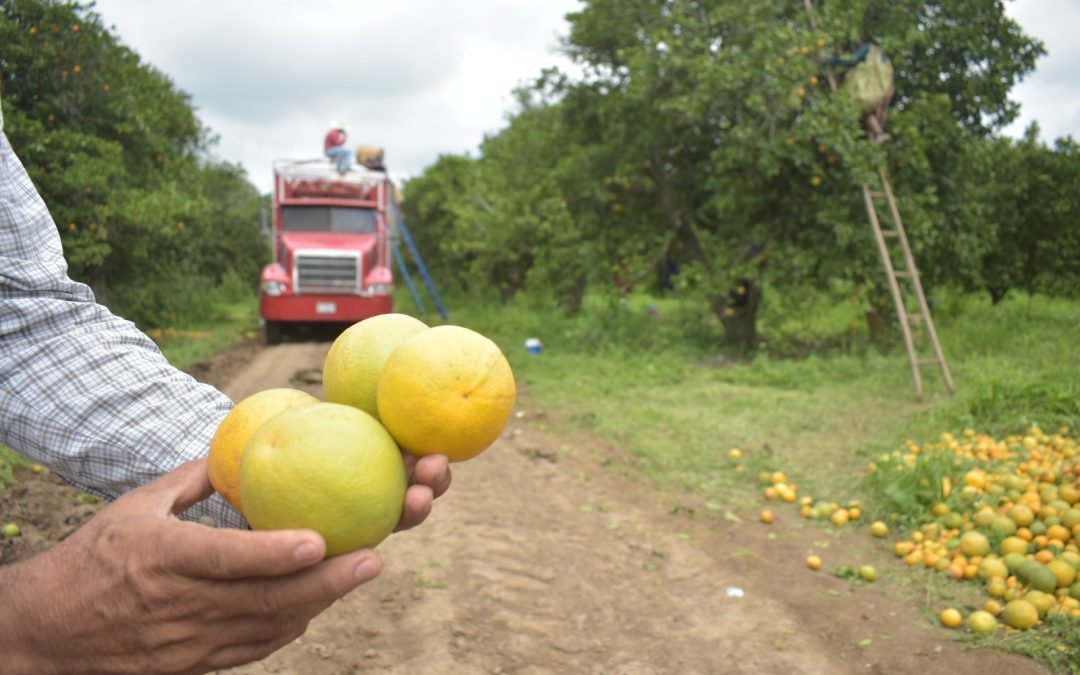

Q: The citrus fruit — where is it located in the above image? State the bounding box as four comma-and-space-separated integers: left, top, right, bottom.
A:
940, 608, 963, 628
806, 554, 822, 570
323, 313, 430, 419
2, 523, 20, 539
208, 388, 318, 512
870, 520, 889, 537
1018, 560, 1058, 593
967, 610, 998, 636
760, 509, 775, 524
1000, 536, 1029, 556
377, 325, 516, 462
1002, 599, 1039, 630
1023, 590, 1054, 614
959, 530, 990, 557
978, 557, 1008, 581
239, 402, 407, 557
859, 564, 877, 581
1047, 559, 1077, 588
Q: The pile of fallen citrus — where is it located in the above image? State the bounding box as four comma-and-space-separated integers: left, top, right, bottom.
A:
754, 425, 1080, 635
870, 426, 1080, 633
207, 314, 516, 557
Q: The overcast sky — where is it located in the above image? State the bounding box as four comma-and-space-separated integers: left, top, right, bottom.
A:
90, 0, 1078, 195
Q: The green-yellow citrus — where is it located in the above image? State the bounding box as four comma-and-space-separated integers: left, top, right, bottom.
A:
967, 610, 998, 636
960, 530, 990, 557
1002, 600, 1039, 630
323, 313, 430, 419
377, 325, 516, 462
239, 402, 407, 557
208, 388, 318, 513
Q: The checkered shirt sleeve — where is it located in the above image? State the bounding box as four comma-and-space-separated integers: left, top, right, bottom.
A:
0, 104, 245, 529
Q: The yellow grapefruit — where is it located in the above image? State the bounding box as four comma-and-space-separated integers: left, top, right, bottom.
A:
239, 402, 407, 557
323, 313, 430, 419
207, 388, 318, 513
377, 325, 516, 462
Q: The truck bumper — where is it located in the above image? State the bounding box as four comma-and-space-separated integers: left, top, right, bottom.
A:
261, 293, 393, 323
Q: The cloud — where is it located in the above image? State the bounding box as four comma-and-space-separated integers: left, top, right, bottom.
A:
1002, 0, 1080, 143
92, 0, 581, 191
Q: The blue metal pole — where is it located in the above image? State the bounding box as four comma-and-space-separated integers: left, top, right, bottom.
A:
391, 241, 426, 315
398, 218, 448, 321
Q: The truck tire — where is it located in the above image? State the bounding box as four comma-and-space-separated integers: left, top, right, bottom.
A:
264, 321, 283, 345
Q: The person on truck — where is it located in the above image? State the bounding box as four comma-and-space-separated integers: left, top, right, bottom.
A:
324, 122, 352, 172
0, 99, 452, 673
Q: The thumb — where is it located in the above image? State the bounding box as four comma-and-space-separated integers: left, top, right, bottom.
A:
119, 458, 215, 517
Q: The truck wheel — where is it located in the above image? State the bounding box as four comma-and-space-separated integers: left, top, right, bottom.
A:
264, 321, 283, 345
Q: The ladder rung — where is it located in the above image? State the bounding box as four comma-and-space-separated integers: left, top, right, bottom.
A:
868, 190, 885, 199
881, 229, 899, 237
916, 358, 940, 366
907, 313, 925, 323
894, 270, 912, 278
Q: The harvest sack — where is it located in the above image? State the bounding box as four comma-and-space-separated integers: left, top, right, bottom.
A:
843, 44, 894, 112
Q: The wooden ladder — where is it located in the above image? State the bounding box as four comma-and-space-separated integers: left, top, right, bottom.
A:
802, 0, 954, 400
862, 168, 955, 400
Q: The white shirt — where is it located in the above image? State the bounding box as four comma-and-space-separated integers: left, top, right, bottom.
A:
0, 102, 245, 529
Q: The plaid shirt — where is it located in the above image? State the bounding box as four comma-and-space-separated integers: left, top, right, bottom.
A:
0, 103, 245, 528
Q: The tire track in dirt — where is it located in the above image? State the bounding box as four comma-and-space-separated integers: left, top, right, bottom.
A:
219, 341, 1047, 675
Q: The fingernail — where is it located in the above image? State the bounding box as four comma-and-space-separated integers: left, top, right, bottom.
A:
294, 542, 320, 563
355, 556, 380, 582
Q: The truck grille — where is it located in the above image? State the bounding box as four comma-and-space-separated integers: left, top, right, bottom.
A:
294, 252, 360, 294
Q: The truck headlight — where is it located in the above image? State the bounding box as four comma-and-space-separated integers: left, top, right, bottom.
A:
261, 280, 287, 296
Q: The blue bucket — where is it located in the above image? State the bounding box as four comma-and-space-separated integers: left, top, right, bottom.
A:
524, 337, 543, 355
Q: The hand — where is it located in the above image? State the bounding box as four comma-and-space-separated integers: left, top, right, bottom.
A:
397, 452, 452, 531
0, 459, 385, 675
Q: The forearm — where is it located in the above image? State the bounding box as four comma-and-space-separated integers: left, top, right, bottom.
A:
0, 297, 243, 527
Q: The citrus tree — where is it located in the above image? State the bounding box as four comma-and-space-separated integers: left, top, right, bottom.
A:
0, 0, 265, 326
407, 0, 1045, 348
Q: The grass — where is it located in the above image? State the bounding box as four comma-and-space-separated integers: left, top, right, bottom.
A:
435, 286, 1080, 673
150, 296, 261, 371
0, 444, 30, 491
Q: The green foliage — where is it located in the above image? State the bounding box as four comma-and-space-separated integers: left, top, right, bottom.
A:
0, 444, 29, 492
977, 128, 1080, 301
0, 0, 266, 327
403, 0, 1058, 351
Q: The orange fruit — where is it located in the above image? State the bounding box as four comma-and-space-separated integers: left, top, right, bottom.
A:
207, 388, 318, 512
760, 509, 775, 524
377, 325, 516, 462
870, 520, 889, 537
940, 608, 963, 628
240, 402, 407, 557
323, 313, 429, 419
806, 555, 822, 570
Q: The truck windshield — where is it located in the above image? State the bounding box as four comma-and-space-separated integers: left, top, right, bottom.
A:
281, 206, 377, 234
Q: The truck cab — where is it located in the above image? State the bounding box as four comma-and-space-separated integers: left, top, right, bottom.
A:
259, 159, 395, 343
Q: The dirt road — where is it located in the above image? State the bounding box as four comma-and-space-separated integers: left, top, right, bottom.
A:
210, 341, 1045, 675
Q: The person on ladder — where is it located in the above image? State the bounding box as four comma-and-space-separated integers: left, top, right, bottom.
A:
825, 42, 895, 143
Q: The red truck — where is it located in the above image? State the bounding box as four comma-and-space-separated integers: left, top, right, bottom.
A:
259, 158, 395, 344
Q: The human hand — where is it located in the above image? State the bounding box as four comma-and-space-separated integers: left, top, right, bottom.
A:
0, 459, 385, 675
396, 452, 452, 531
